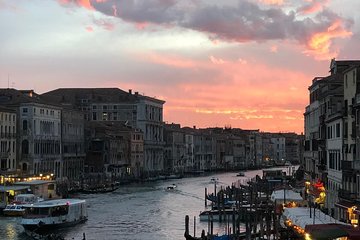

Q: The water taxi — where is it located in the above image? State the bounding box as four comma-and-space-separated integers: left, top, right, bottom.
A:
166, 184, 177, 190
3, 194, 43, 217
210, 177, 219, 183
21, 199, 87, 232
236, 172, 245, 177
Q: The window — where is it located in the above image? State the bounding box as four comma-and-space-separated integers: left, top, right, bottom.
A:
22, 108, 28, 113
102, 112, 108, 121
336, 123, 340, 138
345, 75, 348, 88
23, 120, 28, 131
22, 140, 29, 154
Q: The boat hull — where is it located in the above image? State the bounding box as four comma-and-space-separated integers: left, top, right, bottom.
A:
22, 217, 87, 232
3, 210, 25, 217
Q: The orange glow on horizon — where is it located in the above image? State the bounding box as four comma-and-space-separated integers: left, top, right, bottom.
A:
117, 52, 309, 134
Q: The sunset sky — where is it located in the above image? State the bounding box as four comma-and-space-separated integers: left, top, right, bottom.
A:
1, 0, 360, 134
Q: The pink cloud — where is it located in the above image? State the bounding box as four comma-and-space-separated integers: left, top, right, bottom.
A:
57, 0, 94, 10
305, 19, 352, 60
93, 18, 115, 31
137, 52, 197, 69
298, 0, 329, 14
259, 0, 284, 5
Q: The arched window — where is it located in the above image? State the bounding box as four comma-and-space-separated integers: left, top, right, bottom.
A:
23, 120, 28, 131
22, 140, 29, 154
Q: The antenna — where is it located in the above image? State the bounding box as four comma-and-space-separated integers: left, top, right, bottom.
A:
8, 74, 9, 88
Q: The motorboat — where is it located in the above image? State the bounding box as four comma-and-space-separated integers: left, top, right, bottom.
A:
21, 198, 87, 232
236, 172, 245, 177
3, 205, 25, 216
3, 194, 43, 217
210, 177, 219, 183
166, 184, 177, 190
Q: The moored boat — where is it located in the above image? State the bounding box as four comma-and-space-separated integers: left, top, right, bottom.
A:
3, 205, 25, 216
3, 194, 43, 217
21, 198, 87, 232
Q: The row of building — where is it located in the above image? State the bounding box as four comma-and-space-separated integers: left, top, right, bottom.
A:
0, 87, 304, 184
304, 58, 360, 224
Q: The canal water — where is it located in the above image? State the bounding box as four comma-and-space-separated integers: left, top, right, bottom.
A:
0, 166, 296, 240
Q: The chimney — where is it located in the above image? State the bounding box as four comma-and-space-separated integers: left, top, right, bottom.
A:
129, 89, 132, 94
193, 125, 196, 129
135, 91, 138, 95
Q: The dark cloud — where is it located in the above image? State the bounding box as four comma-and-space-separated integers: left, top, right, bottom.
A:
61, 0, 353, 50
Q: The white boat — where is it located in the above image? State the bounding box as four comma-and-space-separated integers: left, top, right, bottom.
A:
236, 172, 245, 177
3, 205, 25, 216
210, 177, 219, 183
21, 199, 87, 232
3, 194, 43, 217
166, 184, 177, 190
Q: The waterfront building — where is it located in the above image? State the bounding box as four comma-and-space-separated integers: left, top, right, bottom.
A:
304, 77, 323, 183
0, 89, 62, 176
318, 72, 343, 219
85, 121, 143, 180
196, 129, 217, 171
61, 108, 85, 181
231, 136, 247, 169
283, 133, 304, 165
0, 107, 16, 173
304, 59, 360, 223
270, 136, 286, 165
42, 88, 165, 177
163, 124, 186, 173
337, 64, 360, 222
182, 127, 195, 172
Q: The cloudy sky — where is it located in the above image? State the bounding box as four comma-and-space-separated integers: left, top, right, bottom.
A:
1, 0, 359, 133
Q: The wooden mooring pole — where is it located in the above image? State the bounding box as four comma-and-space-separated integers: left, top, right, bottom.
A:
205, 187, 207, 207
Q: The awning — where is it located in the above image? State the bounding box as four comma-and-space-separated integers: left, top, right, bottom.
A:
0, 185, 30, 192
271, 189, 303, 203
305, 224, 350, 240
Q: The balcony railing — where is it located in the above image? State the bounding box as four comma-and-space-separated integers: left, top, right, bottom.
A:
342, 161, 354, 171
339, 188, 358, 201
342, 160, 360, 172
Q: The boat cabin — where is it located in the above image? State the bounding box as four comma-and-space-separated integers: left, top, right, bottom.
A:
14, 180, 59, 200
21, 199, 87, 231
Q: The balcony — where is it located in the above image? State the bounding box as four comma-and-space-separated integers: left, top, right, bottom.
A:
342, 160, 360, 172
317, 164, 326, 171
338, 188, 358, 202
342, 161, 355, 172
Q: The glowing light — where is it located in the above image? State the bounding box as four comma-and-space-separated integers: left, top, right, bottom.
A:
305, 233, 312, 240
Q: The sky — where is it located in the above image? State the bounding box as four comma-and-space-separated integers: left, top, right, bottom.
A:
1, 0, 360, 134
